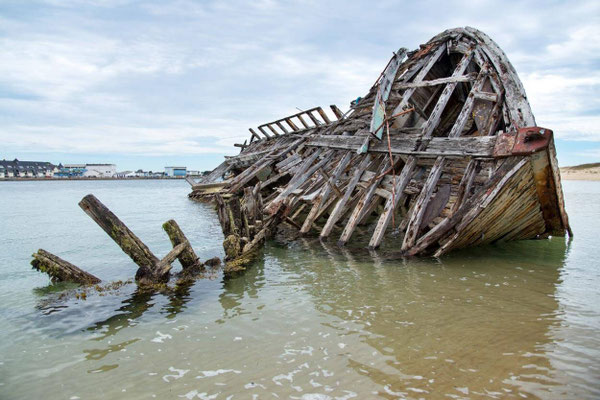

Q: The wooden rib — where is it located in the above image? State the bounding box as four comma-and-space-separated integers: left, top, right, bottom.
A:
407, 157, 527, 256
257, 126, 273, 139
227, 138, 304, 194
391, 42, 448, 117
265, 149, 331, 215
330, 105, 344, 119
249, 128, 262, 141
367, 156, 416, 248
339, 156, 392, 245
285, 118, 299, 131
300, 152, 353, 233
316, 107, 331, 124
275, 121, 290, 134
320, 155, 373, 238
266, 124, 281, 136
297, 114, 311, 129
400, 156, 445, 250
452, 158, 477, 213
307, 110, 322, 126
369, 51, 474, 249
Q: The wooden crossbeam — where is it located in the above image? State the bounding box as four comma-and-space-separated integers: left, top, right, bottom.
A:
391, 43, 448, 118
393, 73, 476, 90
249, 128, 262, 141
369, 51, 475, 249
306, 134, 497, 158
403, 67, 502, 251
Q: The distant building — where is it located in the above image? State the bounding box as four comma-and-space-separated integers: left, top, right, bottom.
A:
83, 164, 116, 178
186, 170, 202, 177
165, 166, 187, 177
0, 159, 57, 178
56, 164, 87, 178
115, 171, 136, 178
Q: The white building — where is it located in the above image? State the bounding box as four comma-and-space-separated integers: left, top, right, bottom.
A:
83, 164, 116, 178
115, 170, 136, 178
165, 166, 187, 177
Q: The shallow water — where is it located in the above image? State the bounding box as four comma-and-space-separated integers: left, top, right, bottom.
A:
0, 179, 598, 399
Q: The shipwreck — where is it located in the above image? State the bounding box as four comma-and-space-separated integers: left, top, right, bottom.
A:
189, 27, 571, 264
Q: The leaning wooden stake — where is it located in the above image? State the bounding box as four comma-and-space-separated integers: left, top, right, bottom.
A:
79, 194, 170, 284
31, 249, 101, 285
162, 219, 202, 270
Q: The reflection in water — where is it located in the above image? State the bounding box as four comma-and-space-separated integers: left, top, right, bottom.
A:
3, 181, 599, 399
270, 237, 570, 398
218, 257, 266, 323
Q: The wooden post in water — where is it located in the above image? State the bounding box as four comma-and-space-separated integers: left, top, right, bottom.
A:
31, 249, 101, 285
162, 219, 202, 271
78, 194, 169, 283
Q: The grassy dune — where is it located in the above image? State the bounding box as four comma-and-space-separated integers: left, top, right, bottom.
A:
560, 162, 600, 181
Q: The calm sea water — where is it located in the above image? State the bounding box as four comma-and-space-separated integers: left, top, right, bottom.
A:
0, 179, 598, 399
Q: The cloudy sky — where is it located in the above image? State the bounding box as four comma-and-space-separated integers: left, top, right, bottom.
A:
1, 0, 598, 171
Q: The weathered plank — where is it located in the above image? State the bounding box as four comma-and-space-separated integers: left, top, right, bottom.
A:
300, 151, 353, 233
31, 249, 101, 285
163, 219, 201, 270
320, 155, 373, 238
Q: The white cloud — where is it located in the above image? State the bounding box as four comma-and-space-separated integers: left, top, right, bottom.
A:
0, 0, 598, 168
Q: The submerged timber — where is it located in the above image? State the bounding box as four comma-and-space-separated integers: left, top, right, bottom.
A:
189, 27, 572, 258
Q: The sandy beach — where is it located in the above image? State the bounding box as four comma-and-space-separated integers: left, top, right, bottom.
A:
560, 164, 600, 181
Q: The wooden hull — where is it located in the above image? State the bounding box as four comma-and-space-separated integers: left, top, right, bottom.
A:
189, 27, 571, 257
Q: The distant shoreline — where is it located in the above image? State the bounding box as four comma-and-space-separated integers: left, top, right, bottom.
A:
560, 163, 600, 181
0, 177, 191, 182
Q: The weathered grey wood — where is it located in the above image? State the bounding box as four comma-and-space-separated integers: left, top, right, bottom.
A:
367, 156, 416, 248
31, 249, 101, 284
316, 107, 331, 124
307, 110, 322, 126
401, 156, 446, 250
368, 51, 473, 249
300, 151, 352, 233
452, 159, 478, 212
264, 148, 328, 215
370, 48, 407, 139
266, 124, 281, 136
162, 219, 200, 270
306, 135, 497, 158
285, 118, 299, 131
227, 138, 304, 194
257, 126, 272, 139
249, 128, 263, 141
330, 105, 344, 119
391, 43, 448, 118
79, 194, 160, 269
320, 155, 373, 238
421, 183, 451, 228
297, 114, 311, 129
407, 158, 527, 256
393, 73, 476, 90
340, 156, 391, 245
155, 242, 189, 277
275, 121, 290, 134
